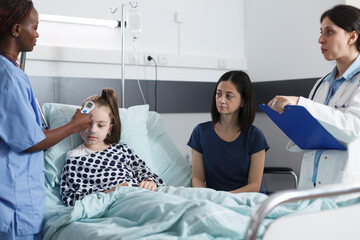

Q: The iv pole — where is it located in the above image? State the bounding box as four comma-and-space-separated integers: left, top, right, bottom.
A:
111, 1, 138, 108
121, 4, 126, 108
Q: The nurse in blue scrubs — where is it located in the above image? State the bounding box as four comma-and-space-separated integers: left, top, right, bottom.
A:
0, 1, 92, 239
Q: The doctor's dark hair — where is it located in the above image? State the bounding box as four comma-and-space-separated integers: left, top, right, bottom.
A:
211, 71, 255, 132
0, 0, 33, 34
82, 88, 121, 144
321, 4, 360, 52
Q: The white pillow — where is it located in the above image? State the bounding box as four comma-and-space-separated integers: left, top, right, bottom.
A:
41, 103, 153, 188
119, 105, 156, 173
146, 111, 192, 187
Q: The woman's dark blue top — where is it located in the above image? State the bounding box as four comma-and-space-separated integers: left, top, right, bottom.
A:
187, 121, 269, 193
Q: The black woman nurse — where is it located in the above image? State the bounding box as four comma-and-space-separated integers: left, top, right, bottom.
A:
0, 1, 91, 239
268, 5, 360, 189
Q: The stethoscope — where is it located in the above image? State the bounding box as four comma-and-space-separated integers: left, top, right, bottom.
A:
310, 71, 360, 109
310, 73, 330, 100
35, 98, 50, 129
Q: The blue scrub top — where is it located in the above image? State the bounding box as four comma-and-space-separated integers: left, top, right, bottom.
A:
0, 55, 46, 235
188, 121, 269, 193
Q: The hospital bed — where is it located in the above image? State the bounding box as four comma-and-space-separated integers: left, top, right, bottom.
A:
245, 182, 360, 240
41, 103, 360, 240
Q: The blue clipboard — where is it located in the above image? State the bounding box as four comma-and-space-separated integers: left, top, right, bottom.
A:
259, 104, 346, 150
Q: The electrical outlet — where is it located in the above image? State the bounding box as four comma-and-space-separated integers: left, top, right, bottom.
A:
144, 54, 155, 65
158, 55, 168, 66
129, 52, 140, 64
218, 58, 227, 69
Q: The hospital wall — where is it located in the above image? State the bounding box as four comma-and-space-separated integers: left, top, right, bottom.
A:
29, 0, 344, 182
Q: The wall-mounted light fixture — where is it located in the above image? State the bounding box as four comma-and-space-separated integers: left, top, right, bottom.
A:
39, 14, 120, 28
20, 14, 120, 71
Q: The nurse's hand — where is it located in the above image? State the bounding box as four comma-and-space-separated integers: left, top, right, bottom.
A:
26, 110, 91, 152
268, 96, 300, 114
70, 109, 92, 132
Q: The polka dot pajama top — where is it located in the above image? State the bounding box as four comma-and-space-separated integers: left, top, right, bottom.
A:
60, 143, 166, 206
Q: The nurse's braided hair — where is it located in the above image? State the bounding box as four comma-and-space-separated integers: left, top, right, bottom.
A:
82, 88, 121, 145
0, 0, 33, 34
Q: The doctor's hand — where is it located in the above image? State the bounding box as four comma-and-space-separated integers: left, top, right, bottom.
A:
70, 109, 92, 132
268, 95, 300, 114
139, 179, 157, 191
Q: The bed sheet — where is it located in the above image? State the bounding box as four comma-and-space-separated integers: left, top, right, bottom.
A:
43, 186, 347, 240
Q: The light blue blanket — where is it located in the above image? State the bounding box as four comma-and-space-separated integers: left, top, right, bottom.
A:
43, 186, 348, 240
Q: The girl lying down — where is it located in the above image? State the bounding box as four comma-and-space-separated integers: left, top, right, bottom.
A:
60, 88, 166, 206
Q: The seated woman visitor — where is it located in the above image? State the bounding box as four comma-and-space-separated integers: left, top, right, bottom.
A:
188, 71, 269, 193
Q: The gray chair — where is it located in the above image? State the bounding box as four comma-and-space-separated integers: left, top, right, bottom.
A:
262, 167, 298, 194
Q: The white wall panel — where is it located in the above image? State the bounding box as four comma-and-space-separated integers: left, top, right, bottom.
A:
244, 0, 343, 82
31, 0, 246, 81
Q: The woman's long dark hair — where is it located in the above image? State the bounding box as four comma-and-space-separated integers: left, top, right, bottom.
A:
211, 71, 256, 132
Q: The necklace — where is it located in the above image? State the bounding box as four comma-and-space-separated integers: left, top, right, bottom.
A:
0, 50, 23, 70
214, 123, 241, 142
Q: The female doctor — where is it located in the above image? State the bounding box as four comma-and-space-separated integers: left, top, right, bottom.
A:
0, 1, 91, 239
269, 4, 360, 189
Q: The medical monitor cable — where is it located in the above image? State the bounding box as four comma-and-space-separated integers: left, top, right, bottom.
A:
132, 35, 146, 104
136, 68, 147, 104
147, 55, 158, 112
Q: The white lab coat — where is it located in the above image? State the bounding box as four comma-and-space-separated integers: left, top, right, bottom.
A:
287, 72, 360, 189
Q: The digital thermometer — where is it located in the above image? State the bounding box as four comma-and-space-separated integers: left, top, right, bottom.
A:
81, 101, 95, 114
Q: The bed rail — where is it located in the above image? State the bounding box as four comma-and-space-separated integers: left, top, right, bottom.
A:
244, 182, 360, 240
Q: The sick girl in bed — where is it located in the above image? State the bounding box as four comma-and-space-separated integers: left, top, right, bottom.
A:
188, 71, 269, 193
60, 88, 165, 206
